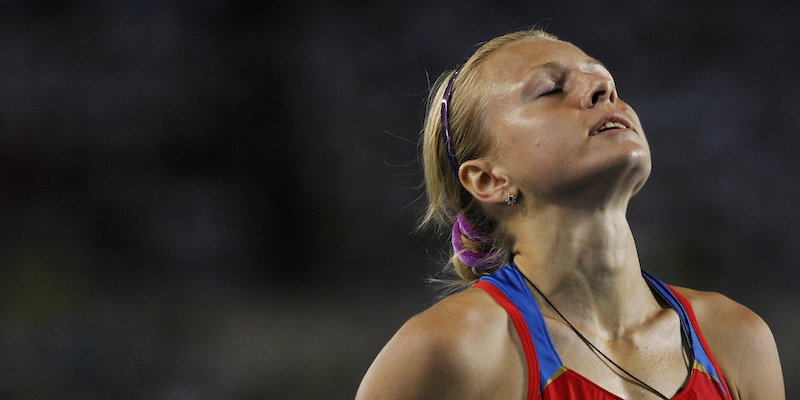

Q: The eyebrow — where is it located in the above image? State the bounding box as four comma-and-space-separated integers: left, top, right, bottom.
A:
521, 58, 610, 96
532, 58, 607, 74
584, 58, 609, 73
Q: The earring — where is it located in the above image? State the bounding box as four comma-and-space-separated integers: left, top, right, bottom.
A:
505, 191, 517, 205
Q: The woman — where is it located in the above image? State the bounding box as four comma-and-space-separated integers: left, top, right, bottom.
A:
355, 29, 784, 400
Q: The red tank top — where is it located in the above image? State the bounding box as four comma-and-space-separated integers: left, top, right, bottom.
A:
474, 265, 732, 400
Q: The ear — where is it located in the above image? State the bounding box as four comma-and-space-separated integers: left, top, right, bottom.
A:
458, 159, 513, 205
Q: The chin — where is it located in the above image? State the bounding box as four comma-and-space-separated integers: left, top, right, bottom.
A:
570, 146, 652, 201
538, 145, 653, 201
627, 149, 652, 196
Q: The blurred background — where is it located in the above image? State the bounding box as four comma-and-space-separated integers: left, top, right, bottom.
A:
0, 0, 796, 398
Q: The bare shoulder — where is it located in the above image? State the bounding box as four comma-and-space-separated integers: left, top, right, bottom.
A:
355, 287, 525, 400
672, 286, 785, 400
672, 287, 770, 342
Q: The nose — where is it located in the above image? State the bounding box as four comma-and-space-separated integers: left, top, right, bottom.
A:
581, 75, 615, 109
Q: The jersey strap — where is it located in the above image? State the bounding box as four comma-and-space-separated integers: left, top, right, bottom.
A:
475, 266, 733, 400
474, 266, 563, 397
642, 272, 732, 399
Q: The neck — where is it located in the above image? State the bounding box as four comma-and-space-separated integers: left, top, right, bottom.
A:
508, 204, 658, 337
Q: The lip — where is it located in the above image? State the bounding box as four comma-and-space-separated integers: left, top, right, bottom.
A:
589, 114, 636, 137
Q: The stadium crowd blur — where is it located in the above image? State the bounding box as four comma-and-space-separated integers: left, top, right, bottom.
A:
0, 1, 796, 399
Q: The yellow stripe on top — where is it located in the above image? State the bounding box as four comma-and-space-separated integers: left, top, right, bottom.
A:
693, 360, 721, 385
544, 365, 570, 388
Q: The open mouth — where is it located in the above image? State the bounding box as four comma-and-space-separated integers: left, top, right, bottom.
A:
590, 117, 633, 136
592, 121, 628, 135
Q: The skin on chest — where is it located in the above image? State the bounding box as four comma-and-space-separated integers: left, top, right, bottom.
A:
540, 312, 691, 399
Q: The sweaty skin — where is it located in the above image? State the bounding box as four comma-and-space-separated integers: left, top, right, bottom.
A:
356, 37, 784, 400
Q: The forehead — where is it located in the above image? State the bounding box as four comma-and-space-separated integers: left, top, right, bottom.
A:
482, 38, 602, 83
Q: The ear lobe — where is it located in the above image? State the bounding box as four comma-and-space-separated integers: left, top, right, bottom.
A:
459, 159, 511, 205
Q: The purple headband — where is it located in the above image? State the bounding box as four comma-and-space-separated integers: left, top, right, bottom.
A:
451, 214, 494, 270
440, 67, 461, 174
441, 67, 495, 270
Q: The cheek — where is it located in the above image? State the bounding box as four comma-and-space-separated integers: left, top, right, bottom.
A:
495, 116, 555, 153
499, 130, 576, 184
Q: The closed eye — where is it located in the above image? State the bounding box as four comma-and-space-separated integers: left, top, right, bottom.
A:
541, 86, 562, 96
535, 79, 564, 97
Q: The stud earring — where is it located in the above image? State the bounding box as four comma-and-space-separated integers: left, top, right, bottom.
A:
505, 191, 517, 205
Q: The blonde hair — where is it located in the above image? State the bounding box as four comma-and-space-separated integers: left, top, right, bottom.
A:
419, 29, 559, 286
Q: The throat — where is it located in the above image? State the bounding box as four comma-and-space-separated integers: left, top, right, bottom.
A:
510, 209, 651, 331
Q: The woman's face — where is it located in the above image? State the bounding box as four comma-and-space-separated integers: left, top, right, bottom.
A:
480, 38, 651, 203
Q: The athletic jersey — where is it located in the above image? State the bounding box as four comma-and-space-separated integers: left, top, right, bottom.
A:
473, 264, 732, 400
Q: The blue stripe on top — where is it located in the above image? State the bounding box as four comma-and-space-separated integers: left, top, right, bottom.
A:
478, 265, 564, 392
478, 264, 726, 396
642, 271, 727, 395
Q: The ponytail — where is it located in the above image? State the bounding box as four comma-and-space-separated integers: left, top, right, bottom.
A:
418, 29, 558, 287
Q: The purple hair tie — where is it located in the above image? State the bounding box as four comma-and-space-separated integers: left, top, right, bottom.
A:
451, 214, 494, 270
440, 67, 462, 174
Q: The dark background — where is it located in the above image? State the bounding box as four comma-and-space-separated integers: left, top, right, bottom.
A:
0, 0, 796, 399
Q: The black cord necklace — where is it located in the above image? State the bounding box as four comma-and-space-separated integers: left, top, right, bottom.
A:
514, 266, 673, 400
